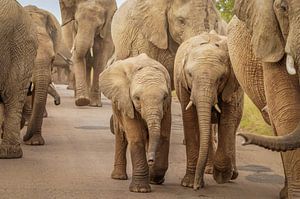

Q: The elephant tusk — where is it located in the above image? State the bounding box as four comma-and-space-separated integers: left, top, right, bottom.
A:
262, 105, 268, 113
90, 48, 94, 57
214, 104, 221, 113
286, 54, 297, 75
185, 101, 193, 110
70, 45, 75, 54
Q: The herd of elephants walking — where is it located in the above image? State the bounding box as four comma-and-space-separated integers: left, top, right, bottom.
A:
0, 0, 300, 198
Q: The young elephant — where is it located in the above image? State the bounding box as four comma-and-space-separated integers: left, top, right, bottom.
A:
174, 32, 243, 189
99, 54, 172, 193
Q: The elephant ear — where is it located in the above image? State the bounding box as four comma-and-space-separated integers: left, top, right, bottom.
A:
99, 4, 117, 39
46, 12, 62, 53
135, 0, 168, 49
218, 38, 240, 103
234, 0, 285, 63
59, 0, 76, 26
99, 60, 138, 119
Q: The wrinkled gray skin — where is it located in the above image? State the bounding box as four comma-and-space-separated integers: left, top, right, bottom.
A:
21, 6, 64, 145
112, 0, 227, 90
227, 0, 300, 198
100, 54, 172, 193
0, 0, 37, 158
59, 0, 117, 107
175, 32, 243, 189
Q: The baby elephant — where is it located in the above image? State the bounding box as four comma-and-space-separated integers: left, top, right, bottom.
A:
174, 32, 243, 189
99, 54, 172, 193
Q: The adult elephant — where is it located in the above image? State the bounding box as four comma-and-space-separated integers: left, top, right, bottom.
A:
227, 0, 300, 198
0, 0, 37, 158
99, 54, 172, 193
22, 6, 64, 145
59, 0, 117, 107
175, 32, 243, 189
111, 0, 227, 89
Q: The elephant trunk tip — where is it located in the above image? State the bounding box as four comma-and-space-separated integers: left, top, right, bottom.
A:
237, 133, 252, 146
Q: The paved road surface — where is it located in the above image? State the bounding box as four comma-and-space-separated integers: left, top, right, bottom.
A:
0, 85, 284, 199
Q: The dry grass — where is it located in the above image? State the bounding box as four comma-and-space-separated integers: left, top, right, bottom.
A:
240, 95, 273, 136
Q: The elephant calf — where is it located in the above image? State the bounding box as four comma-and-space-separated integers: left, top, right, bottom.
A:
99, 54, 172, 193
174, 32, 243, 189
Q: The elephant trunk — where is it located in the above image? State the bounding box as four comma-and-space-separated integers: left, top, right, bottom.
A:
193, 86, 214, 189
239, 122, 300, 152
145, 113, 162, 167
24, 62, 51, 141
72, 26, 95, 105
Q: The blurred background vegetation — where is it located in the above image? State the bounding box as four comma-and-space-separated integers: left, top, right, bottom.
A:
216, 0, 273, 135
216, 0, 235, 22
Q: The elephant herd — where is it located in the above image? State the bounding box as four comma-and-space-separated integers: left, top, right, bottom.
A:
0, 0, 300, 198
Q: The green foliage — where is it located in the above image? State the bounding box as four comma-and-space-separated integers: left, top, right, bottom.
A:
240, 95, 273, 136
216, 0, 235, 22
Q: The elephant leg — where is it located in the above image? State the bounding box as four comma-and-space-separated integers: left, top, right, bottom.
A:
124, 116, 151, 193
205, 124, 217, 174
0, 103, 4, 139
263, 62, 300, 198
178, 86, 199, 188
149, 106, 171, 185
213, 90, 243, 184
67, 72, 75, 90
89, 43, 106, 107
0, 89, 24, 159
21, 96, 32, 129
111, 114, 128, 180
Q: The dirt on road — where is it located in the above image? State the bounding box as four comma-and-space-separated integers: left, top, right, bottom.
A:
0, 85, 284, 199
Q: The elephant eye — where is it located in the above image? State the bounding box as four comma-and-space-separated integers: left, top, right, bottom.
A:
135, 96, 140, 101
280, 1, 288, 12
163, 93, 168, 100
178, 17, 185, 26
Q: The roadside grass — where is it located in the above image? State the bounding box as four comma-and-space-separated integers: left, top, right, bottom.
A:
240, 95, 273, 136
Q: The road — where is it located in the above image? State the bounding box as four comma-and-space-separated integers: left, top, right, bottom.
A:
0, 85, 284, 199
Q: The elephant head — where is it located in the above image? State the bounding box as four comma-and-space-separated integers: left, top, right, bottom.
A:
118, 0, 226, 52
175, 32, 240, 188
233, 0, 300, 151
72, 0, 116, 58
23, 6, 62, 144
234, 0, 300, 77
99, 54, 171, 165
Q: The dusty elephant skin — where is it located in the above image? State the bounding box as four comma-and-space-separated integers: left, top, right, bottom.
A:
111, 0, 227, 90
99, 54, 172, 193
227, 0, 300, 197
174, 32, 243, 190
59, 0, 117, 107
0, 0, 37, 158
21, 6, 64, 145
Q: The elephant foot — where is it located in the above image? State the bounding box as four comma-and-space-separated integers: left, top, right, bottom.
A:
213, 165, 234, 184
205, 165, 214, 174
150, 174, 165, 185
129, 179, 151, 193
75, 96, 90, 106
181, 172, 195, 188
67, 84, 74, 90
89, 100, 102, 107
280, 184, 288, 199
89, 95, 102, 107
0, 144, 23, 159
111, 167, 128, 180
24, 134, 45, 146
231, 169, 239, 180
